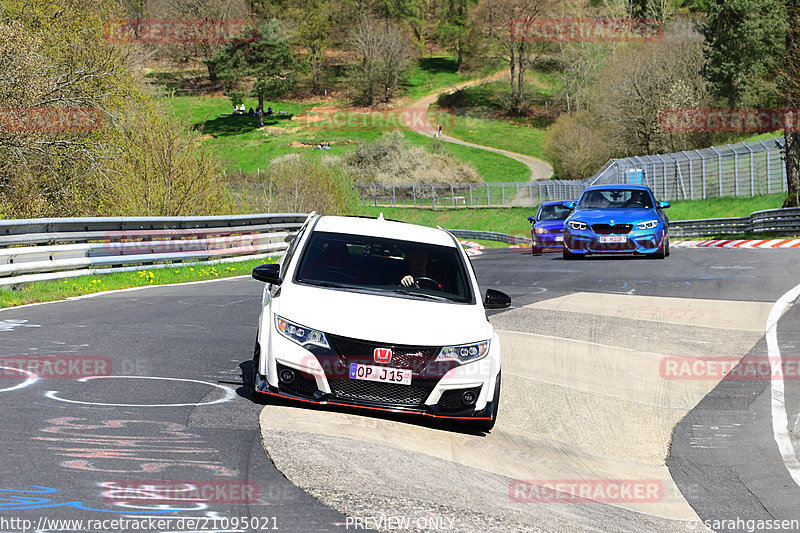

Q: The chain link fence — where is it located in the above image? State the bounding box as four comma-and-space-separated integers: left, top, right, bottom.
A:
356, 136, 787, 208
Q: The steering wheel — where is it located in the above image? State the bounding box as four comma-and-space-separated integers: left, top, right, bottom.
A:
414, 276, 442, 290
321, 266, 359, 282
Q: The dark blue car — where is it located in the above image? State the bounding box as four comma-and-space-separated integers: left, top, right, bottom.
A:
527, 201, 574, 254
562, 185, 670, 259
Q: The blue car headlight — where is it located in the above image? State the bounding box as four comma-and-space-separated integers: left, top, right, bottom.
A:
567, 220, 587, 230
437, 340, 490, 364
636, 220, 659, 230
535, 227, 549, 235
275, 315, 330, 349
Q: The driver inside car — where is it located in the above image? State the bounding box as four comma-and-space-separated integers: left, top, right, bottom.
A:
400, 248, 429, 287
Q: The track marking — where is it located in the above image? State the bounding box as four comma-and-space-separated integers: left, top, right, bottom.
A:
46, 376, 236, 407
768, 282, 800, 487
0, 365, 38, 392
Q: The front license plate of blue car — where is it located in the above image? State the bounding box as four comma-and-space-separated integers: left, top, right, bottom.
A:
597, 235, 626, 243
349, 363, 412, 385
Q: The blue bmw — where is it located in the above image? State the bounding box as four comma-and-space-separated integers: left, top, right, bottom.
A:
527, 201, 574, 254
562, 185, 670, 259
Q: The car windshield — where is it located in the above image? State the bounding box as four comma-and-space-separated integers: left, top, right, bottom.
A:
295, 231, 473, 303
537, 204, 573, 221
578, 189, 654, 209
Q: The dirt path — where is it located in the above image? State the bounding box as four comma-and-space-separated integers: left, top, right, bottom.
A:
406, 71, 554, 183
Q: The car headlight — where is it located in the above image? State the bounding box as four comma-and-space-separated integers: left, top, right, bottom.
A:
437, 340, 490, 364
275, 315, 330, 349
636, 220, 659, 230
567, 220, 587, 230
535, 227, 548, 235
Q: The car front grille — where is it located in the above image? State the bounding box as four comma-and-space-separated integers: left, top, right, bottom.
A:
589, 239, 638, 252
327, 334, 439, 370
591, 224, 633, 235
329, 379, 429, 406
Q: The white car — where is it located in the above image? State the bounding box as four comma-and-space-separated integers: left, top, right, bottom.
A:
251, 214, 511, 432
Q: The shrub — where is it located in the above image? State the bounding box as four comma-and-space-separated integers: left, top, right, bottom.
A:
345, 131, 480, 183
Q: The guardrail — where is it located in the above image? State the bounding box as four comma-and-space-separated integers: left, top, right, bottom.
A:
0, 213, 307, 289
448, 207, 800, 245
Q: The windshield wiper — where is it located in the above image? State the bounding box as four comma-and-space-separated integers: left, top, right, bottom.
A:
302, 280, 345, 288
392, 289, 451, 302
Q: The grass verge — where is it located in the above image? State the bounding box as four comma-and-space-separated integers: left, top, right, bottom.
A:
0, 257, 277, 310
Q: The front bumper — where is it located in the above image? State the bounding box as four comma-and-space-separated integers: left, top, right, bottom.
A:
256, 331, 499, 420
531, 229, 564, 249
563, 227, 664, 255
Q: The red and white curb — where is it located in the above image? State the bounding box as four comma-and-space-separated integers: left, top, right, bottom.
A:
459, 240, 485, 256
673, 239, 800, 249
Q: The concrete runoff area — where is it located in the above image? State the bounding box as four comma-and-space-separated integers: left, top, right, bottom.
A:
259, 292, 785, 531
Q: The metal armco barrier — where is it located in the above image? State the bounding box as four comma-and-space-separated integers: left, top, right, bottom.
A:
0, 213, 307, 289
448, 229, 533, 246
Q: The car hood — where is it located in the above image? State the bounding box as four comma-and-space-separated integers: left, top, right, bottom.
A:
569, 208, 659, 223
275, 282, 493, 346
535, 219, 567, 230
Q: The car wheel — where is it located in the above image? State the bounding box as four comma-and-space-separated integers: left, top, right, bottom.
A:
251, 340, 261, 398
473, 373, 501, 433
531, 245, 542, 255
562, 248, 581, 260
652, 238, 667, 259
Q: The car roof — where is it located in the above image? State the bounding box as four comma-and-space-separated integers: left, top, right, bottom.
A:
583, 184, 653, 193
540, 200, 572, 206
313, 215, 457, 247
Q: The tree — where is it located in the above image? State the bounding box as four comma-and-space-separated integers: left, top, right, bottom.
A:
435, 0, 478, 71
703, 0, 788, 107
477, 0, 548, 114
286, 0, 334, 91
208, 20, 297, 127
589, 24, 712, 155
351, 16, 414, 105
784, 0, 800, 207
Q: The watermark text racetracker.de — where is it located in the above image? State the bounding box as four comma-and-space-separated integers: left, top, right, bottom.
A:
509, 18, 662, 43
1, 355, 111, 380
0, 516, 278, 532
660, 355, 800, 381
0, 107, 103, 132
509, 479, 663, 503
300, 108, 456, 132
659, 108, 800, 133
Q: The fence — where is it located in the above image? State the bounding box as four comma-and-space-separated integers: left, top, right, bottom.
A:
0, 213, 306, 289
356, 136, 788, 208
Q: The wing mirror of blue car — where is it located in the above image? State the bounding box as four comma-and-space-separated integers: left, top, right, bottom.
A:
657, 201, 671, 209
527, 215, 535, 222
484, 289, 511, 309
564, 201, 577, 210
252, 263, 281, 284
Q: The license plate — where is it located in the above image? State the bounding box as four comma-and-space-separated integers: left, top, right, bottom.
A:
555, 236, 563, 242
349, 363, 412, 385
597, 235, 626, 243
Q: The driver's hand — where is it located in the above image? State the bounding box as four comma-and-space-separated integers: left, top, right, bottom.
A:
400, 275, 414, 287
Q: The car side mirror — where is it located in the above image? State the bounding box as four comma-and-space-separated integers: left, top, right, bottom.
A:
484, 289, 511, 309
252, 263, 281, 285
527, 215, 535, 222
657, 201, 670, 209
564, 201, 577, 210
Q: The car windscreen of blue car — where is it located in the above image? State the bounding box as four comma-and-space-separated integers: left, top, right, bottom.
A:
578, 189, 654, 209
537, 204, 573, 221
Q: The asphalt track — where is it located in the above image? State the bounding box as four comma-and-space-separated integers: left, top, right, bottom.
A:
0, 246, 798, 532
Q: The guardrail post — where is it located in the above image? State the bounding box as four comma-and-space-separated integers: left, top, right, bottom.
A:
449, 183, 455, 208
468, 183, 473, 207
744, 143, 755, 196
698, 150, 707, 199
710, 146, 722, 197
412, 184, 417, 206
431, 184, 436, 210
392, 184, 396, 207
373, 183, 378, 207
727, 144, 739, 197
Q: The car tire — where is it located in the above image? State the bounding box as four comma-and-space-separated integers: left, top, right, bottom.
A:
562, 249, 581, 260
652, 237, 667, 259
473, 373, 501, 433
251, 340, 262, 398
531, 245, 542, 256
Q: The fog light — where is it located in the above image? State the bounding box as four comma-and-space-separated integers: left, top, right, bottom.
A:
462, 390, 477, 406
279, 369, 295, 384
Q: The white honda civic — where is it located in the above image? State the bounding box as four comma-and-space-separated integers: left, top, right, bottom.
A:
251, 214, 511, 432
